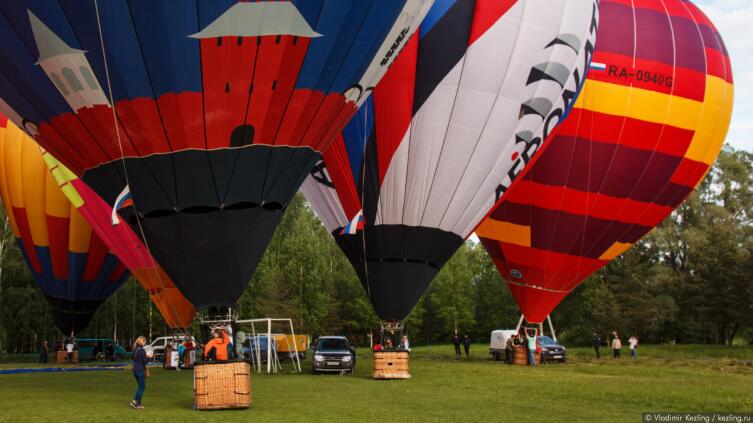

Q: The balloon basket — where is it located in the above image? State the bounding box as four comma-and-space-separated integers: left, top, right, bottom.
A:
511, 347, 540, 366
55, 351, 78, 364
164, 346, 195, 370
372, 351, 411, 379
194, 361, 251, 410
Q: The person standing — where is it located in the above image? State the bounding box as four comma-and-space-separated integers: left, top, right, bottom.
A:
525, 328, 538, 368
38, 340, 49, 364
452, 332, 461, 358
203, 330, 229, 361
400, 336, 410, 352
65, 337, 74, 363
611, 335, 622, 358
592, 333, 602, 358
629, 336, 638, 359
462, 334, 471, 357
505, 335, 515, 364
131, 336, 149, 409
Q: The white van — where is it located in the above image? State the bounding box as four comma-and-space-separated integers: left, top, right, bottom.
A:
144, 335, 195, 363
489, 330, 518, 361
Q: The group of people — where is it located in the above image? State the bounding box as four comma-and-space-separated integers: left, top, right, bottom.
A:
593, 331, 638, 359
451, 333, 472, 358
169, 338, 195, 369
44, 336, 76, 364
372, 334, 409, 352
503, 328, 540, 367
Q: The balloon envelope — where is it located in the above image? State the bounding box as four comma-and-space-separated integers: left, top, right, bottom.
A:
0, 116, 128, 333
477, 0, 734, 323
0, 1, 432, 310
302, 0, 599, 320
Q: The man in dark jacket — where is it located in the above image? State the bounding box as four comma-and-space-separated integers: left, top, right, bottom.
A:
463, 334, 471, 357
452, 333, 461, 358
38, 341, 48, 364
592, 333, 602, 358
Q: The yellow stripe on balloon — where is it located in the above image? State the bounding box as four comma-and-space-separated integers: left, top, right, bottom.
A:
598, 242, 632, 261
0, 126, 20, 237
41, 150, 84, 208
21, 137, 49, 247
68, 205, 91, 254
685, 76, 734, 165
4, 124, 26, 210
475, 219, 531, 247
575, 79, 703, 131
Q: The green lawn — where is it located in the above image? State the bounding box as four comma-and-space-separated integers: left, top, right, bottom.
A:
0, 345, 751, 422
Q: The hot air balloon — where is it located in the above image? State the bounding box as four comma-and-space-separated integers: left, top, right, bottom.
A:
476, 0, 734, 324
0, 1, 433, 312
0, 115, 129, 334
301, 0, 599, 324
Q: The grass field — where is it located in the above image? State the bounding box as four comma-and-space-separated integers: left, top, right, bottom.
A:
0, 344, 751, 422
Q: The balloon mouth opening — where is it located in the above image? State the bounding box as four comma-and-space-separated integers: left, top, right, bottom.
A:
129, 202, 285, 222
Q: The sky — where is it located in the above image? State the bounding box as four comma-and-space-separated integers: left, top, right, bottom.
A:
695, 0, 753, 152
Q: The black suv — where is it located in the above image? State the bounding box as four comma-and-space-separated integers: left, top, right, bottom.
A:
311, 336, 356, 374
538, 336, 566, 363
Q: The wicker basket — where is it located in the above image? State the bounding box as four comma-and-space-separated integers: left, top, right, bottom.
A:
194, 361, 251, 410
512, 346, 540, 366
55, 350, 78, 364
373, 351, 411, 379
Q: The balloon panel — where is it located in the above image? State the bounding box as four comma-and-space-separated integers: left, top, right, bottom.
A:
477, 0, 734, 323
0, 0, 433, 309
302, 0, 599, 320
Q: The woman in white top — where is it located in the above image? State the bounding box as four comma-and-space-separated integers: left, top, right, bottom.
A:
628, 336, 638, 359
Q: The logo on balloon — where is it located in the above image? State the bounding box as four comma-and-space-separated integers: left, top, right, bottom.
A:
510, 269, 523, 279
494, 0, 599, 202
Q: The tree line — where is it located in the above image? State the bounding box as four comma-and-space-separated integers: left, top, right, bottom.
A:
1, 148, 752, 354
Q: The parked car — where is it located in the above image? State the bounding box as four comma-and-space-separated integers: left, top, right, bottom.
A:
75, 339, 130, 361
489, 329, 518, 361
537, 336, 566, 363
238, 334, 277, 363
144, 335, 195, 363
311, 336, 355, 374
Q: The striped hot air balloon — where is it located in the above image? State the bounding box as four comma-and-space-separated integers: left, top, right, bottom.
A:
476, 0, 734, 324
0, 115, 129, 334
301, 0, 600, 322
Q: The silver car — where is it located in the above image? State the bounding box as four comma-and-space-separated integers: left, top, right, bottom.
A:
311, 336, 356, 374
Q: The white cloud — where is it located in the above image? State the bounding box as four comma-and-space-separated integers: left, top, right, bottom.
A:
695, 1, 753, 151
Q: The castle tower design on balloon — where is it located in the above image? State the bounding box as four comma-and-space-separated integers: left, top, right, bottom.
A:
189, 1, 321, 147
28, 11, 110, 112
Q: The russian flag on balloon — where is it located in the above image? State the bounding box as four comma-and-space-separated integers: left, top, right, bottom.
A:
341, 210, 365, 235
111, 186, 133, 225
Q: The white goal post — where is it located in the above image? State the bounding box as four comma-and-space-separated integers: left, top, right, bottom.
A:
234, 317, 303, 374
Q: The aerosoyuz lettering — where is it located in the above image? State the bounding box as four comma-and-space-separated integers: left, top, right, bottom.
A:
494, 0, 599, 202
381, 26, 410, 66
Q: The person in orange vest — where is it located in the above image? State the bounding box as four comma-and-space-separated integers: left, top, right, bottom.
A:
203, 330, 229, 361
